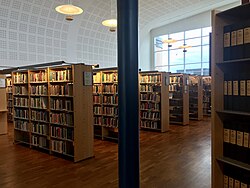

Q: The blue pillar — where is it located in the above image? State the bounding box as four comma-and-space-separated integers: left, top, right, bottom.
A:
117, 0, 140, 187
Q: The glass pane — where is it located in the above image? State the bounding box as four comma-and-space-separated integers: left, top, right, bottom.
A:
202, 45, 209, 62
202, 63, 210, 75
155, 51, 168, 67
185, 46, 201, 64
202, 36, 209, 45
169, 64, 184, 73
169, 32, 184, 40
202, 27, 211, 36
169, 49, 184, 65
186, 63, 201, 75
185, 38, 201, 46
185, 28, 201, 39
169, 40, 184, 50
154, 37, 163, 51
155, 65, 168, 72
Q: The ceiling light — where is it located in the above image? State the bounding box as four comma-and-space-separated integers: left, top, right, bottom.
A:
102, 19, 117, 32
179, 44, 192, 52
55, 4, 83, 15
162, 38, 177, 44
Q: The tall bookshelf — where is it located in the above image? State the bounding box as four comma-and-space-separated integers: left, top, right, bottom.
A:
139, 71, 169, 132
6, 76, 13, 122
0, 74, 7, 135
13, 64, 93, 162
202, 76, 211, 116
93, 68, 118, 141
169, 73, 189, 125
212, 4, 250, 187
189, 75, 203, 120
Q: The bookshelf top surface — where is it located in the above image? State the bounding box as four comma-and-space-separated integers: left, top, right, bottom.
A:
217, 3, 250, 19
217, 156, 250, 171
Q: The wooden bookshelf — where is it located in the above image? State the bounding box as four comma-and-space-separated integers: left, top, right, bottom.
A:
139, 71, 169, 132
212, 4, 250, 187
202, 76, 211, 116
93, 68, 118, 141
0, 74, 7, 135
6, 76, 13, 122
12, 64, 93, 162
169, 73, 189, 125
189, 75, 203, 120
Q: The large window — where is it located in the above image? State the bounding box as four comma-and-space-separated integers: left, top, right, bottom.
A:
154, 27, 211, 75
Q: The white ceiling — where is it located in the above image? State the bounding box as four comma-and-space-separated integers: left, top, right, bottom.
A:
0, 0, 239, 70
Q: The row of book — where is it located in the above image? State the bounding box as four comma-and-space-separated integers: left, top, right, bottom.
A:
140, 74, 161, 83
224, 175, 249, 188
6, 87, 12, 93
102, 85, 118, 94
31, 97, 47, 109
224, 20, 250, 61
50, 113, 73, 126
15, 109, 29, 119
13, 73, 28, 84
140, 112, 160, 120
14, 97, 28, 107
30, 71, 47, 82
31, 136, 48, 148
103, 117, 118, 128
93, 95, 101, 104
14, 120, 29, 131
224, 123, 250, 164
102, 95, 118, 105
170, 106, 183, 114
7, 93, 12, 99
169, 84, 183, 92
51, 140, 73, 155
140, 120, 159, 130
103, 107, 118, 116
169, 92, 183, 99
51, 126, 74, 141
140, 85, 155, 92
50, 99, 73, 111
93, 72, 101, 83
14, 86, 28, 95
170, 99, 183, 106
31, 110, 48, 122
169, 76, 183, 84
140, 102, 160, 111
6, 79, 12, 86
49, 69, 72, 82
50, 84, 73, 96
94, 117, 102, 125
140, 93, 160, 102
102, 73, 118, 82
93, 85, 102, 93
32, 123, 49, 136
94, 106, 102, 115
30, 85, 47, 95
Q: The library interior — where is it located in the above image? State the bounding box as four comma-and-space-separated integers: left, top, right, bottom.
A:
0, 0, 250, 187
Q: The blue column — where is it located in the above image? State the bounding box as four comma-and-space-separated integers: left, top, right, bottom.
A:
117, 0, 140, 187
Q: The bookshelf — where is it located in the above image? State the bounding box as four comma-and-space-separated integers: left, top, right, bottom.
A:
212, 4, 250, 187
12, 64, 93, 162
6, 76, 13, 122
189, 75, 203, 120
169, 73, 189, 125
139, 71, 169, 132
0, 74, 7, 135
202, 76, 211, 116
93, 68, 118, 141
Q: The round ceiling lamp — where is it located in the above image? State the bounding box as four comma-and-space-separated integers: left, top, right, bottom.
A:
102, 19, 117, 32
162, 38, 177, 44
55, 4, 83, 15
179, 44, 192, 52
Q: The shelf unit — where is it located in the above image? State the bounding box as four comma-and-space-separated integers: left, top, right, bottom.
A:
212, 4, 250, 187
139, 71, 169, 132
169, 73, 189, 125
202, 76, 211, 116
188, 75, 203, 120
12, 64, 93, 162
93, 68, 118, 141
0, 74, 7, 135
6, 76, 13, 122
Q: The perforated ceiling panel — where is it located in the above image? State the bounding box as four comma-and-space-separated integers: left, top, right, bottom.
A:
0, 0, 238, 69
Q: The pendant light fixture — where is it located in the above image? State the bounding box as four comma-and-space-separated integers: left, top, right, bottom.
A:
162, 38, 177, 47
55, 0, 83, 21
102, 0, 117, 32
179, 44, 192, 52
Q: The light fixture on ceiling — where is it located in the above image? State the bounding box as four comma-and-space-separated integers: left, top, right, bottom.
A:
55, 0, 83, 21
179, 44, 192, 52
162, 38, 177, 47
102, 0, 117, 32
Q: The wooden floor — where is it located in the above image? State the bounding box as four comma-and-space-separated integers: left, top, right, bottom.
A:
0, 118, 211, 188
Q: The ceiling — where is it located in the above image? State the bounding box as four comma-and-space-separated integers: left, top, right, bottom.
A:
0, 0, 239, 70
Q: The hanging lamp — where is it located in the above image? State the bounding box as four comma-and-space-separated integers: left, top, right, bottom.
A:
179, 44, 192, 52
102, 0, 117, 32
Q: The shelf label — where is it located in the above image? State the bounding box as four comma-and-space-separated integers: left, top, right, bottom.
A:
240, 80, 246, 96
228, 81, 232, 95
0, 78, 5, 88
224, 81, 228, 95
244, 27, 250, 44
230, 130, 236, 145
224, 32, 230, 47
236, 131, 243, 146
83, 71, 93, 86
233, 81, 238, 96
231, 31, 237, 46
224, 129, 230, 143
244, 132, 249, 148
236, 29, 244, 45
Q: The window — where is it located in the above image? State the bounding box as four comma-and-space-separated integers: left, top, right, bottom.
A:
153, 26, 211, 75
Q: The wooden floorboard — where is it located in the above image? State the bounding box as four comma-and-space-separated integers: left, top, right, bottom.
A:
0, 118, 211, 188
